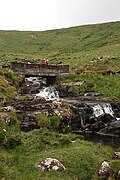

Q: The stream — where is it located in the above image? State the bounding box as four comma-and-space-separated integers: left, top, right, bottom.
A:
18, 76, 120, 147
65, 97, 120, 148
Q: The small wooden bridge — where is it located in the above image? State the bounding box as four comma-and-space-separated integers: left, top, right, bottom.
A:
11, 62, 69, 77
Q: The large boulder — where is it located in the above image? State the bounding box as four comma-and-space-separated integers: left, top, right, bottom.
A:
35, 158, 66, 171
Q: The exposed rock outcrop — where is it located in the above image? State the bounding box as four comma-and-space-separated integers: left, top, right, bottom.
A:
98, 161, 110, 180
35, 158, 66, 171
9, 97, 73, 132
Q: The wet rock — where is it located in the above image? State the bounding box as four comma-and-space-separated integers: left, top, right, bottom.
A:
91, 120, 104, 132
19, 82, 40, 94
112, 152, 120, 159
10, 97, 73, 131
14, 98, 72, 121
98, 161, 110, 180
98, 121, 120, 136
35, 158, 66, 171
97, 113, 116, 124
20, 121, 37, 132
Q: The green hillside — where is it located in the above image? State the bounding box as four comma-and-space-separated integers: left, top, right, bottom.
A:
0, 21, 120, 54
0, 21, 120, 69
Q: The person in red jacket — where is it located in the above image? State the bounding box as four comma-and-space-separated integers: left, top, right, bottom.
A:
40, 58, 47, 65
40, 58, 48, 65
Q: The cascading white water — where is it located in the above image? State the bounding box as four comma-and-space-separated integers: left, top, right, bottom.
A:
92, 104, 104, 117
102, 103, 114, 116
93, 103, 114, 117
25, 77, 59, 101
35, 86, 59, 101
26, 77, 38, 83
26, 77, 46, 85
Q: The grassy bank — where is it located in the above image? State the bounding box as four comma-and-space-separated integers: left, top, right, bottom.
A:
59, 73, 120, 99
0, 69, 18, 103
1, 127, 119, 180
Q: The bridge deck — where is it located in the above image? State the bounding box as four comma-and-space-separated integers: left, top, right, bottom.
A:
11, 62, 69, 77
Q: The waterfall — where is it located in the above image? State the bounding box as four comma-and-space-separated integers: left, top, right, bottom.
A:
92, 104, 104, 117
26, 77, 39, 84
35, 86, 59, 101
93, 103, 114, 117
25, 76, 59, 101
26, 77, 46, 85
102, 103, 114, 116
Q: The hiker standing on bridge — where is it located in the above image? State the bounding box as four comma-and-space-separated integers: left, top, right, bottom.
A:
40, 58, 48, 65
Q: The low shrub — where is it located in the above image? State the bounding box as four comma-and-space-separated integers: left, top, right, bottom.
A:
34, 113, 50, 128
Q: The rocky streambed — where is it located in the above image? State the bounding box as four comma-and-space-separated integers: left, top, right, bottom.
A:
2, 76, 120, 142
3, 94, 120, 138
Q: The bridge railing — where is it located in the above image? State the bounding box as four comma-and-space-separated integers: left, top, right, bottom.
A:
11, 62, 69, 76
